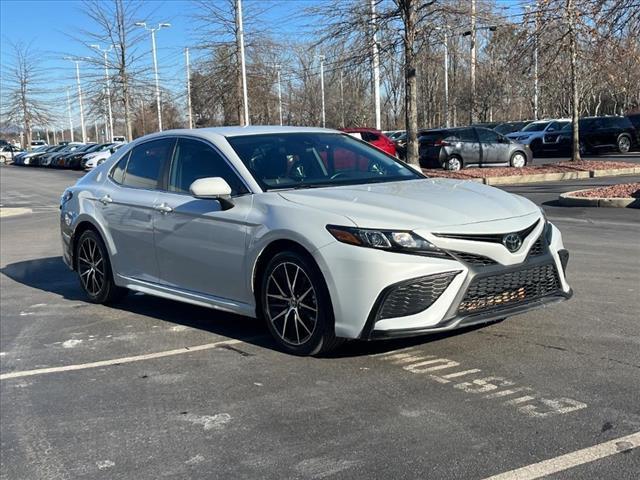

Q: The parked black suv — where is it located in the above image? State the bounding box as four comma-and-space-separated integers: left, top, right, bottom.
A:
550, 116, 637, 154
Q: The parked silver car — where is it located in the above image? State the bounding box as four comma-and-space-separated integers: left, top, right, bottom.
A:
60, 126, 571, 355
419, 127, 532, 170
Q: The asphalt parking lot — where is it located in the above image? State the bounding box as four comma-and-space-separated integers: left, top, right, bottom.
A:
1, 165, 638, 480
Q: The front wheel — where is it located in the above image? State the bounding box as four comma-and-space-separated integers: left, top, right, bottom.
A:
261, 251, 342, 356
76, 230, 127, 304
510, 151, 527, 168
617, 135, 631, 153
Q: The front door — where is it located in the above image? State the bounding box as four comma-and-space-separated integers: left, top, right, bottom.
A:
153, 137, 253, 304
100, 138, 175, 283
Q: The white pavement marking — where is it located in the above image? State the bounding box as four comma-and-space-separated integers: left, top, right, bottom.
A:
0, 207, 32, 218
0, 338, 243, 380
483, 431, 640, 480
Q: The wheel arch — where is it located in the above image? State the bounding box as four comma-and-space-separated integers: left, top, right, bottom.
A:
70, 217, 110, 271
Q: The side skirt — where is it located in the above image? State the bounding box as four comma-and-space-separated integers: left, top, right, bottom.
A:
116, 274, 256, 318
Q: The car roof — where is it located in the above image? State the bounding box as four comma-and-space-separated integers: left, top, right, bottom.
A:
198, 126, 338, 137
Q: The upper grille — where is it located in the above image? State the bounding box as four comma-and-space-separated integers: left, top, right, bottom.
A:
378, 271, 460, 320
528, 235, 545, 257
451, 251, 497, 266
434, 220, 539, 244
458, 263, 560, 315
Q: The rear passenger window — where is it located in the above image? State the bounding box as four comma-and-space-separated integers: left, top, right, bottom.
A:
360, 132, 379, 142
457, 128, 477, 142
123, 139, 175, 189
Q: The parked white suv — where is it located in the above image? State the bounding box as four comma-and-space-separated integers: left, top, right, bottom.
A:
506, 119, 570, 155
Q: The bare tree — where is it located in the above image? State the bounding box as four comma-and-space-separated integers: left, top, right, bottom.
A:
1, 42, 52, 147
75, 0, 150, 140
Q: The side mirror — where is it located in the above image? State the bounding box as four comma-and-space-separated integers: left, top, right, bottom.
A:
189, 177, 234, 209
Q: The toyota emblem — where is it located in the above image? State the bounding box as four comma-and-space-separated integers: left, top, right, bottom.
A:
502, 233, 522, 253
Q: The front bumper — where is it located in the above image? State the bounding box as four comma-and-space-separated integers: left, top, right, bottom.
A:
361, 251, 571, 339
313, 222, 571, 340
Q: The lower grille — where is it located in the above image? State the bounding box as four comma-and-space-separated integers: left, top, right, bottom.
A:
528, 235, 545, 256
458, 263, 560, 315
378, 271, 460, 320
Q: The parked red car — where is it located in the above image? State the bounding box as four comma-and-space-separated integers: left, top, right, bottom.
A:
341, 128, 397, 157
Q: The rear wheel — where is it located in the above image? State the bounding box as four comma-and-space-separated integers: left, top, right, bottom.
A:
76, 230, 127, 304
617, 135, 631, 153
261, 251, 342, 356
444, 156, 462, 171
510, 151, 527, 168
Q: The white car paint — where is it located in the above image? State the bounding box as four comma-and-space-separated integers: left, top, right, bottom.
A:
60, 126, 571, 350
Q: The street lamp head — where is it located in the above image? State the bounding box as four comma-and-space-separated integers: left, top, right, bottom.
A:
135, 22, 146, 27
90, 44, 100, 49
159, 23, 171, 29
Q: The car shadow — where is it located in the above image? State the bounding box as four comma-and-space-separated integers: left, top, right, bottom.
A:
1, 256, 495, 358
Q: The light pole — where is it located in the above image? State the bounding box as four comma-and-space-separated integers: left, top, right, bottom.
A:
90, 44, 114, 140
135, 21, 171, 132
66, 87, 74, 142
65, 58, 86, 142
318, 55, 326, 128
462, 24, 497, 124
185, 47, 193, 129
275, 64, 283, 126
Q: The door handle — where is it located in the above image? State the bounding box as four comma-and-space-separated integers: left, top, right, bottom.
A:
99, 195, 112, 205
153, 203, 173, 214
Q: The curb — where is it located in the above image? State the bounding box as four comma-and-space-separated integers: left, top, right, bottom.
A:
558, 190, 640, 208
426, 166, 640, 186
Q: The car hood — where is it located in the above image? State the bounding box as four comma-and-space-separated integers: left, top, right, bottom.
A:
278, 178, 539, 230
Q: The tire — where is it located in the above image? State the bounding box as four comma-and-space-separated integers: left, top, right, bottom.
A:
510, 151, 527, 168
443, 156, 462, 171
260, 250, 343, 356
75, 229, 127, 304
617, 135, 631, 154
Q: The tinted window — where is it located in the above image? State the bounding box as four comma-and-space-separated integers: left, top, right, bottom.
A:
547, 121, 569, 132
111, 154, 128, 184
168, 138, 247, 195
627, 115, 640, 129
456, 128, 477, 142
419, 131, 445, 144
123, 138, 174, 189
227, 133, 419, 191
360, 131, 380, 142
476, 128, 500, 143
522, 122, 550, 132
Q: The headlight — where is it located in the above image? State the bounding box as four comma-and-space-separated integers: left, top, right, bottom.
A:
326, 225, 449, 258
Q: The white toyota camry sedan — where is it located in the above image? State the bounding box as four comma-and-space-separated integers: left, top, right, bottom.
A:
60, 126, 572, 355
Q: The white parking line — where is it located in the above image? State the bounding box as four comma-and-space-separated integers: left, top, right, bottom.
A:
0, 338, 243, 380
483, 431, 640, 480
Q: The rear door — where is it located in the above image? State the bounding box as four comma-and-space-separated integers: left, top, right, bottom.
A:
100, 137, 176, 282
457, 128, 481, 166
475, 127, 502, 165
152, 137, 252, 303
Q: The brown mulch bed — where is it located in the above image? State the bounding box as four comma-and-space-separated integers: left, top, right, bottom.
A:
423, 160, 635, 179
570, 182, 640, 199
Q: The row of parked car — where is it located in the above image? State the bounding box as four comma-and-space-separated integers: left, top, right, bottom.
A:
381, 114, 639, 170
10, 141, 124, 170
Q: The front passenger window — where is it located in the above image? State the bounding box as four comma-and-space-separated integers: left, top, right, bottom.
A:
168, 138, 247, 195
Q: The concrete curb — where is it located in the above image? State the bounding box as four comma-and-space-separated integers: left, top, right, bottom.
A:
558, 190, 640, 208
429, 166, 640, 186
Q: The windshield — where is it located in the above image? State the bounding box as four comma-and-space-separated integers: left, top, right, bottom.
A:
522, 122, 550, 132
227, 132, 421, 191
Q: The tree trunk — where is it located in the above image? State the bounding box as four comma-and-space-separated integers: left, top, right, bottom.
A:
567, 0, 581, 161
401, 0, 419, 166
